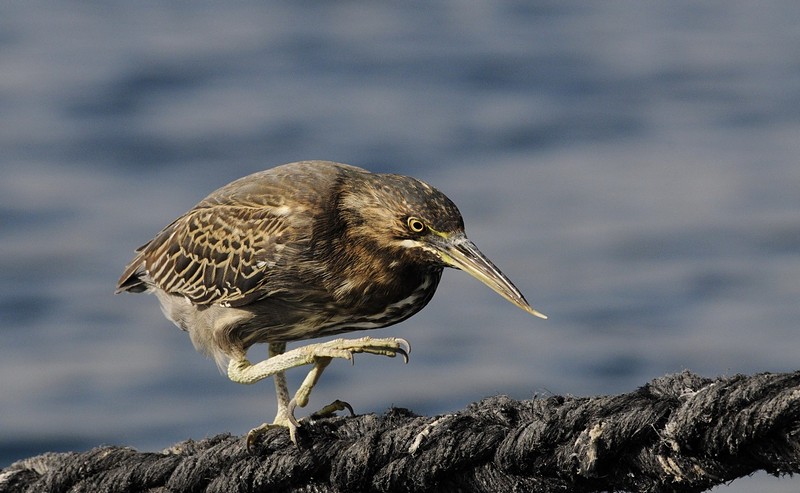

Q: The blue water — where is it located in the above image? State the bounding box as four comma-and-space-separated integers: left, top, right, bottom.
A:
2, 2, 799, 491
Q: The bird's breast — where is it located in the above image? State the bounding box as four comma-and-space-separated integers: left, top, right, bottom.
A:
326, 267, 442, 331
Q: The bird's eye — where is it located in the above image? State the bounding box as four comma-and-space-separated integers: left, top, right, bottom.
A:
407, 217, 426, 233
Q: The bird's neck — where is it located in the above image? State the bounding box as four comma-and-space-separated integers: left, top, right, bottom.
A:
326, 234, 428, 306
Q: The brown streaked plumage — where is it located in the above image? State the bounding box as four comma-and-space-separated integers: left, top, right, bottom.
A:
117, 160, 545, 445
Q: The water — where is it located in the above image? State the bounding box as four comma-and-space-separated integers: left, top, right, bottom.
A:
2, 2, 799, 491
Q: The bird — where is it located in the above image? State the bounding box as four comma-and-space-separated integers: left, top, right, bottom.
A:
116, 160, 546, 445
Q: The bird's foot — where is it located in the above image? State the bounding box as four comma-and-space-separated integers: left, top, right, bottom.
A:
309, 399, 355, 420
228, 337, 410, 386
247, 400, 356, 449
246, 418, 298, 451
246, 398, 301, 450
303, 336, 411, 364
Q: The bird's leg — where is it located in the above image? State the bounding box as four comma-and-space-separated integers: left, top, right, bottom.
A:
245, 342, 294, 449
290, 358, 355, 422
289, 356, 332, 412
278, 356, 332, 444
229, 336, 409, 446
289, 357, 356, 419
269, 342, 290, 424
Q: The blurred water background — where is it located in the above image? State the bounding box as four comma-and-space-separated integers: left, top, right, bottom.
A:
2, 2, 799, 491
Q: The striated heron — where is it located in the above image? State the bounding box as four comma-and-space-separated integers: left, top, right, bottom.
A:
117, 161, 546, 445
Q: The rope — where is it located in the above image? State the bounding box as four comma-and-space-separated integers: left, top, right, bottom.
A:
3, 370, 800, 492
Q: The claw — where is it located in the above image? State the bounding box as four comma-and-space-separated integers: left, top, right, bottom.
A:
340, 400, 355, 417
246, 428, 263, 452
395, 338, 410, 363
286, 398, 302, 428
396, 346, 409, 364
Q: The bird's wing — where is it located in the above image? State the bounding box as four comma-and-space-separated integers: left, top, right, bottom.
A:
123, 204, 297, 307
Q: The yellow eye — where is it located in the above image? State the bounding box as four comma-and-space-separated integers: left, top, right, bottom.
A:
407, 217, 425, 233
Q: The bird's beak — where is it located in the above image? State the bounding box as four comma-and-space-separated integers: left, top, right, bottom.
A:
431, 234, 547, 319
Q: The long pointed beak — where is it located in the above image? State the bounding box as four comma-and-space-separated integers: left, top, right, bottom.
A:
432, 234, 547, 319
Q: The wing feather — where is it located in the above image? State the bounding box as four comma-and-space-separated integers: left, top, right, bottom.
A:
121, 204, 297, 307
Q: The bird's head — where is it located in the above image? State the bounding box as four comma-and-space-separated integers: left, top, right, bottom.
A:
340, 171, 546, 319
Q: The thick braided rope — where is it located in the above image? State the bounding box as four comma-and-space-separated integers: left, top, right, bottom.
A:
3, 371, 800, 492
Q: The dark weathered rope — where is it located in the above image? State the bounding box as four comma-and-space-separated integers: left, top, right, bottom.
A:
3, 370, 800, 492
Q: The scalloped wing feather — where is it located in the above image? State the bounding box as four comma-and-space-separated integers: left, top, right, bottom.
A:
120, 204, 296, 307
